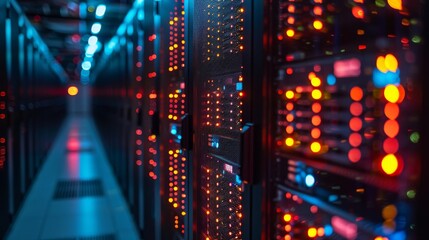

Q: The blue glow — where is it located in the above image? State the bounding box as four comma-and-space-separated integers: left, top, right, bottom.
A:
177, 135, 182, 140
81, 70, 90, 77
138, 9, 145, 21
372, 69, 400, 88
324, 225, 333, 236
295, 174, 302, 183
170, 125, 177, 135
236, 82, 243, 91
81, 61, 92, 70
305, 174, 315, 187
91, 23, 102, 34
210, 136, 220, 149
390, 231, 406, 240
327, 74, 336, 85
95, 5, 106, 19
88, 36, 98, 46
127, 25, 134, 36
236, 175, 242, 185
85, 44, 97, 54
328, 195, 338, 202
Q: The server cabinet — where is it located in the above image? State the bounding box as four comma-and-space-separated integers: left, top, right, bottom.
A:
0, 1, 67, 237
268, 0, 422, 239
92, 1, 162, 239
189, 0, 264, 239
0, 0, 10, 235
159, 0, 192, 239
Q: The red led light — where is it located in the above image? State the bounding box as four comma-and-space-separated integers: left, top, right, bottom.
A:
350, 87, 363, 101
384, 120, 399, 138
383, 138, 399, 153
348, 148, 361, 163
349, 133, 362, 147
349, 117, 362, 131
350, 102, 363, 116
352, 6, 365, 19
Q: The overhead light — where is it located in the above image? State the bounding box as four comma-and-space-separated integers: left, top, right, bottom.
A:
86, 44, 98, 56
88, 36, 98, 45
81, 61, 92, 70
95, 4, 106, 19
91, 23, 102, 34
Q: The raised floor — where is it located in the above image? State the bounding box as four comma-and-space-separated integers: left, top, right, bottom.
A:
6, 115, 140, 240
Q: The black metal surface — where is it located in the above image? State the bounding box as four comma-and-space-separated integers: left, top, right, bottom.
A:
53, 179, 104, 199
269, 0, 423, 239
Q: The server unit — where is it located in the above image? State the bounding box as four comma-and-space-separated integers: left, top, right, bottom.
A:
92, 1, 162, 239
268, 0, 422, 239
189, 0, 264, 239
158, 0, 192, 239
0, 0, 68, 237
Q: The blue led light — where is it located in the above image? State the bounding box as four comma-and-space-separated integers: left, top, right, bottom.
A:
328, 195, 338, 202
88, 36, 98, 46
305, 174, 315, 187
236, 82, 243, 91
327, 74, 336, 85
91, 23, 102, 34
81, 61, 92, 70
373, 69, 400, 88
324, 225, 333, 236
95, 5, 106, 19
171, 128, 177, 135
236, 175, 242, 185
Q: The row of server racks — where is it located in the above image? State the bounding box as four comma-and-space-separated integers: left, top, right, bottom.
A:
92, 0, 427, 239
0, 0, 69, 236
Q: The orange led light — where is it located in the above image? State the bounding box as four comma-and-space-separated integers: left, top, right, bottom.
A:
313, 6, 323, 16
312, 116, 322, 126
384, 103, 399, 119
312, 103, 322, 113
352, 6, 365, 19
384, 120, 399, 138
311, 128, 321, 139
286, 103, 294, 111
350, 86, 363, 101
286, 126, 294, 134
388, 0, 403, 10
68, 86, 79, 96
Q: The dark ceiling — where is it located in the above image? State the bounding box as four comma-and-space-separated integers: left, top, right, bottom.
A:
17, 0, 133, 81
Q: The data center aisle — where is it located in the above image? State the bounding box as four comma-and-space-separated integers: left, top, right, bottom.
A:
6, 115, 140, 240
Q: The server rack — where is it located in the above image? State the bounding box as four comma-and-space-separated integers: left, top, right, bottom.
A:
0, 0, 68, 237
158, 0, 192, 239
92, 1, 162, 239
267, 0, 423, 239
188, 0, 264, 239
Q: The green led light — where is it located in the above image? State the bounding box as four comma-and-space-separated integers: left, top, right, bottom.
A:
410, 132, 420, 143
407, 190, 416, 199
375, 0, 386, 7
412, 36, 421, 44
